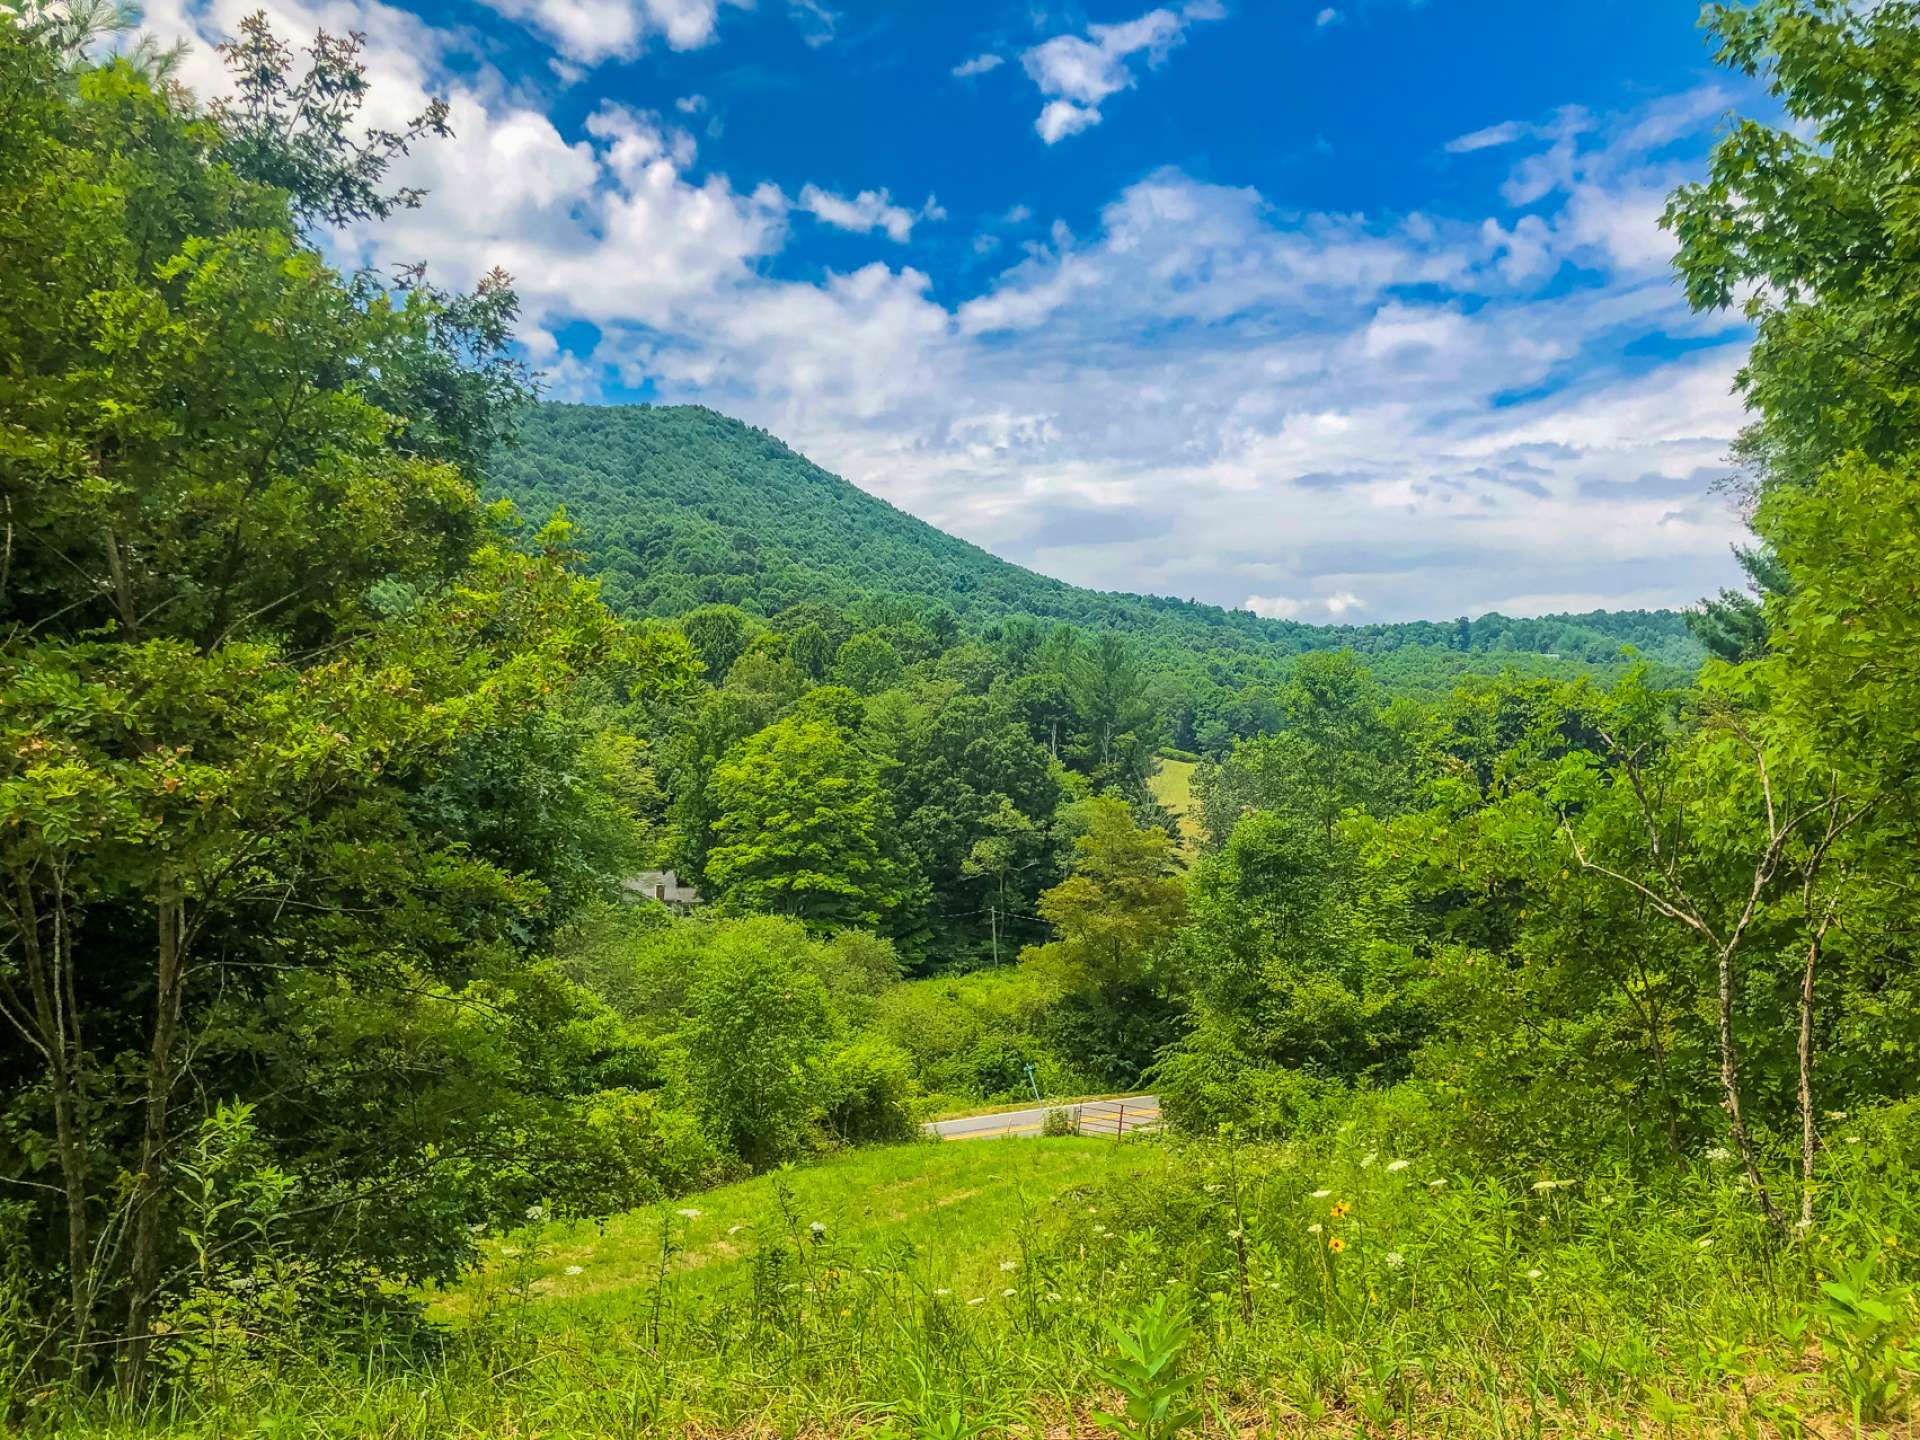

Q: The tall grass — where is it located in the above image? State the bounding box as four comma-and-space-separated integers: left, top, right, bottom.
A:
17, 1104, 1920, 1438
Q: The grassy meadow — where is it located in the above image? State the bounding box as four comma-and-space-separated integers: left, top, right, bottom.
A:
1148, 757, 1203, 856
42, 1104, 1920, 1439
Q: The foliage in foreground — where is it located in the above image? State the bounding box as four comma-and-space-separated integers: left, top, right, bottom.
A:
14, 1106, 1919, 1437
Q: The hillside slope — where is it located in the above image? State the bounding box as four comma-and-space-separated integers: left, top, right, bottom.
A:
491, 403, 1704, 684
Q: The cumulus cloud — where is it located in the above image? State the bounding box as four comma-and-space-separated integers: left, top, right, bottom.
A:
478, 0, 735, 64
1020, 2, 1225, 143
137, 0, 1753, 622
952, 52, 1003, 77
797, 186, 945, 242
1315, 8, 1342, 26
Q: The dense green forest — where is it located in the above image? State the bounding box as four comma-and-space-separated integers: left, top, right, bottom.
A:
3, 2, 1920, 1436
493, 402, 1705, 693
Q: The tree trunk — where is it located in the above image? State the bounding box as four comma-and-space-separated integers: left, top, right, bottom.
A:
121, 884, 187, 1393
1797, 926, 1824, 1233
1716, 937, 1783, 1232
13, 872, 94, 1373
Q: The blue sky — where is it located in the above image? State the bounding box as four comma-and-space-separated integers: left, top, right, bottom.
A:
149, 0, 1762, 623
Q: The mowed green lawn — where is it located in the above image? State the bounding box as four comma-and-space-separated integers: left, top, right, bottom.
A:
435, 1136, 1168, 1326
1148, 756, 1202, 854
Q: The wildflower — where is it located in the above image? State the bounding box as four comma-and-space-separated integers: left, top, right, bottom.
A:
564, 1265, 584, 1276
1227, 1228, 1244, 1241
1331, 1202, 1352, 1219
1704, 1145, 1733, 1164
1530, 1179, 1570, 1193
1427, 1179, 1447, 1190
1385, 1251, 1405, 1269
1361, 1151, 1378, 1169
675, 1207, 702, 1220
1046, 1291, 1062, 1302
967, 1297, 985, 1307
933, 1288, 952, 1297
1695, 1238, 1713, 1250
1845, 1135, 1864, 1145
1328, 1236, 1347, 1253
1092, 1224, 1110, 1237
809, 1221, 828, 1237
1307, 1223, 1323, 1235
1526, 1268, 1544, 1280
1311, 1189, 1333, 1200
1386, 1159, 1411, 1173
524, 1203, 547, 1222
999, 1260, 1018, 1272
1826, 1110, 1848, 1122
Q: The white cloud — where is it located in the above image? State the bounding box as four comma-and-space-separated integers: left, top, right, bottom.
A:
1020, 2, 1224, 143
1244, 594, 1302, 619
1315, 8, 1342, 26
675, 93, 707, 113
798, 185, 944, 242
477, 0, 735, 64
952, 52, 1003, 77
1036, 100, 1102, 144
1446, 119, 1530, 153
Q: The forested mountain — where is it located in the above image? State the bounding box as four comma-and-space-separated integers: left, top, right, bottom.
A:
492, 403, 1704, 689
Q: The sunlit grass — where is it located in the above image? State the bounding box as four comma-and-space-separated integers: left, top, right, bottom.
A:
436, 1135, 1165, 1323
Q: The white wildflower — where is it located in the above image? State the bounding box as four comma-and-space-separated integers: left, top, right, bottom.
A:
1705, 1145, 1733, 1164
1307, 1223, 1323, 1235
1530, 1179, 1570, 1193
1696, 1238, 1713, 1250
1526, 1268, 1544, 1280
1427, 1179, 1448, 1190
675, 1207, 702, 1220
1361, 1151, 1378, 1169
809, 1221, 828, 1236
999, 1260, 1018, 1272
1311, 1188, 1332, 1199
1385, 1251, 1405, 1269
563, 1265, 584, 1276
1846, 1135, 1864, 1145
1826, 1110, 1848, 1122
933, 1288, 952, 1297
1386, 1159, 1411, 1173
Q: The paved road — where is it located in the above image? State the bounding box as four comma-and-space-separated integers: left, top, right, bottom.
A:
925, 1094, 1161, 1141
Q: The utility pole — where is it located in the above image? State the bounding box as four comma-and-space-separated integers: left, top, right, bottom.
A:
989, 904, 999, 966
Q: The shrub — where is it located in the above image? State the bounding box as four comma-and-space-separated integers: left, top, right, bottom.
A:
1042, 1108, 1079, 1137
817, 1036, 921, 1145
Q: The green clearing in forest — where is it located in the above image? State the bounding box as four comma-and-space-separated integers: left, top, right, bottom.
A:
435, 1135, 1163, 1324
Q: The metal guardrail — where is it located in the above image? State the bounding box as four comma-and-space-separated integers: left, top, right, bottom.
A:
1066, 1097, 1162, 1137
